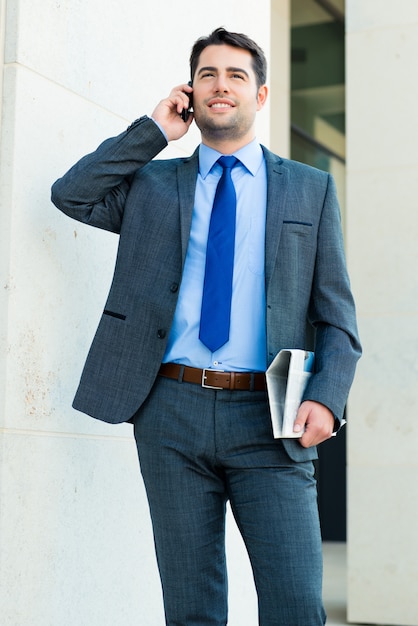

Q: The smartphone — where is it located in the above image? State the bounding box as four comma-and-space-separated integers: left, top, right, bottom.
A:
181, 81, 193, 122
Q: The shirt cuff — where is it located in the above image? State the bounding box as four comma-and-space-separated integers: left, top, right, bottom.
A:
151, 117, 168, 142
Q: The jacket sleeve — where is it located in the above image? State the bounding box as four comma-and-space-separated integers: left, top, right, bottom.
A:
50, 116, 168, 234
302, 173, 362, 423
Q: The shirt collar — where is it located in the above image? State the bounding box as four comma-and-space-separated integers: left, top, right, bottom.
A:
198, 139, 264, 179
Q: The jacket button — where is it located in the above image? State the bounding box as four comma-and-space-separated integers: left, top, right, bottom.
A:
126, 115, 148, 132
170, 283, 179, 293
157, 329, 166, 339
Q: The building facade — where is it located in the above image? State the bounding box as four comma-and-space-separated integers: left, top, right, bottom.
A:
1, 1, 418, 624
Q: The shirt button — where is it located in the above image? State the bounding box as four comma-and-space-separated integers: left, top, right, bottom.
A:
157, 329, 166, 339
213, 360, 219, 366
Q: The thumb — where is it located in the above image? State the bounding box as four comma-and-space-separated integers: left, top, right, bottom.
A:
293, 402, 309, 434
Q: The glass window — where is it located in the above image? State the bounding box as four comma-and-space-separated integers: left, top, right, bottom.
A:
291, 0, 346, 220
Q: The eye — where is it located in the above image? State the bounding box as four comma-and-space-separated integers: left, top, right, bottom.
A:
232, 73, 245, 80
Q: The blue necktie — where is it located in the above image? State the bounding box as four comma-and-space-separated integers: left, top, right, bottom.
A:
199, 156, 238, 352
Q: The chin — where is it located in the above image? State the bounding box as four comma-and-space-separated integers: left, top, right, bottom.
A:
196, 116, 237, 135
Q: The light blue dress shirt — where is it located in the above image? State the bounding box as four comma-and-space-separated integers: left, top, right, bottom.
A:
163, 139, 267, 372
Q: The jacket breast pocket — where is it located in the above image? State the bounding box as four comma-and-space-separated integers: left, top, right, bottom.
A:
103, 309, 127, 321
280, 221, 315, 271
282, 220, 314, 241
283, 219, 313, 230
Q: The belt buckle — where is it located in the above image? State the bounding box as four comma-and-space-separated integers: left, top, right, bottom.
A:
201, 368, 224, 390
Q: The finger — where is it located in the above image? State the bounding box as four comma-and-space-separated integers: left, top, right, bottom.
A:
170, 85, 193, 112
299, 425, 321, 448
300, 428, 317, 448
293, 405, 308, 435
170, 94, 189, 116
300, 421, 333, 448
170, 82, 193, 95
293, 420, 305, 434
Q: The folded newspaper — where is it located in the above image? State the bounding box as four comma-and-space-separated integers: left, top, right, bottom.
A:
266, 349, 314, 439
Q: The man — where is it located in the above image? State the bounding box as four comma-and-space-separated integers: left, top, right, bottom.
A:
52, 27, 361, 626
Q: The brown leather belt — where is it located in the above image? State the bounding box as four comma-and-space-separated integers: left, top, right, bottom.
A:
158, 363, 267, 391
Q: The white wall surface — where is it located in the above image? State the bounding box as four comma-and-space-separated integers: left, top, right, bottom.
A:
346, 2, 418, 624
0, 1, 288, 624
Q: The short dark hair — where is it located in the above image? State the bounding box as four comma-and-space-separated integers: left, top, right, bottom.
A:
190, 27, 267, 89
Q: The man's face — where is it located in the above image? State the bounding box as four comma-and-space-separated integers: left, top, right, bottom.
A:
192, 44, 267, 149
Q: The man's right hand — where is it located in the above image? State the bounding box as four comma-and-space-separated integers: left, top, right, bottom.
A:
151, 83, 194, 142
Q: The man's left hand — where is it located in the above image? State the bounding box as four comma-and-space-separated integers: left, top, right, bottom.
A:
293, 401, 335, 448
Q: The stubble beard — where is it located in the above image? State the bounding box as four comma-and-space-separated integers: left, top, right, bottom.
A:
194, 107, 253, 144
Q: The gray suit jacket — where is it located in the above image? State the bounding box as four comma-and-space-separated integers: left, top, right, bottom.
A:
51, 115, 361, 461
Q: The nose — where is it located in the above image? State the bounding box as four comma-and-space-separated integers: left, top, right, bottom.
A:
214, 73, 229, 93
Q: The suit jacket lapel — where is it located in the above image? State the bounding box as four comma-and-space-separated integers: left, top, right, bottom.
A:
177, 148, 199, 266
262, 147, 289, 291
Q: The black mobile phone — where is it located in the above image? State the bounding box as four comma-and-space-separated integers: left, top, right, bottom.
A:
181, 81, 193, 122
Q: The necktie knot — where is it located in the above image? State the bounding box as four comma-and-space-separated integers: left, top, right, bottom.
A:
218, 155, 238, 171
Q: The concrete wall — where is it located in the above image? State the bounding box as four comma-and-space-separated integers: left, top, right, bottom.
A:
0, 1, 291, 624
346, 2, 418, 624
11, 1, 418, 624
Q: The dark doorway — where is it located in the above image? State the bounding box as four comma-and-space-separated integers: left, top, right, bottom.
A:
315, 427, 347, 541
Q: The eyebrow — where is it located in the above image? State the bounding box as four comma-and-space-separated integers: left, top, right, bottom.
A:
197, 66, 250, 78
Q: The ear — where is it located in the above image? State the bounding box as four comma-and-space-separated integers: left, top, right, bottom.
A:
256, 85, 268, 111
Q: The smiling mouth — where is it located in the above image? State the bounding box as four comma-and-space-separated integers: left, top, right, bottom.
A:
208, 99, 235, 110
